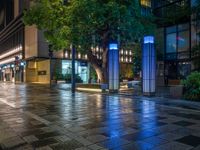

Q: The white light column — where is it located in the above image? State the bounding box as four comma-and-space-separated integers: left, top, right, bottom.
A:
142, 36, 156, 96
108, 43, 119, 92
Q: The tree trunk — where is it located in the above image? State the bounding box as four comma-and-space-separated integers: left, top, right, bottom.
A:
101, 46, 108, 83
87, 50, 107, 83
87, 30, 109, 84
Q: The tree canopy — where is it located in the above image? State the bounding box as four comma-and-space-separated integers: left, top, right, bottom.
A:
23, 0, 155, 82
23, 0, 155, 51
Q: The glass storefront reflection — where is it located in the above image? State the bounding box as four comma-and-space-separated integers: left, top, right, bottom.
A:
62, 60, 89, 83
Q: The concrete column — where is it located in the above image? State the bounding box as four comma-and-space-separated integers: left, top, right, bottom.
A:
14, 0, 19, 18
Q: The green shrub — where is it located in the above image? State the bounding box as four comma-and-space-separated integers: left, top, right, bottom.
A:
181, 72, 200, 101
64, 74, 83, 83
55, 73, 64, 80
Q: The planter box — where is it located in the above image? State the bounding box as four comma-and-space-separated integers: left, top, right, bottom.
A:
170, 85, 183, 98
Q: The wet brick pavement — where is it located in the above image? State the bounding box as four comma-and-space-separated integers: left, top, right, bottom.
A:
0, 83, 199, 150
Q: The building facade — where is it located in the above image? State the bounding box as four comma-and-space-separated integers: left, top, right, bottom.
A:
0, 0, 133, 84
153, 0, 200, 85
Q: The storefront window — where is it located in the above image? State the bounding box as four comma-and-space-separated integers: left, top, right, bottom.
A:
62, 60, 89, 83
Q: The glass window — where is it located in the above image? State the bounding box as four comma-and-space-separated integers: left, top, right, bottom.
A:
166, 24, 190, 54
166, 33, 177, 53
62, 60, 88, 83
166, 25, 176, 34
141, 0, 151, 7
178, 23, 189, 31
191, 0, 198, 6
178, 30, 189, 52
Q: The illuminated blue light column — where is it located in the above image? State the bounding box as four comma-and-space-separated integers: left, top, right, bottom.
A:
108, 42, 119, 92
142, 36, 156, 96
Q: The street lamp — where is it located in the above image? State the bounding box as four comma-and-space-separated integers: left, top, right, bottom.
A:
108, 42, 119, 93
142, 36, 156, 96
71, 44, 76, 93
48, 44, 53, 87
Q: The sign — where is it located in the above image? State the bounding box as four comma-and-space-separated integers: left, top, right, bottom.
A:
38, 71, 47, 75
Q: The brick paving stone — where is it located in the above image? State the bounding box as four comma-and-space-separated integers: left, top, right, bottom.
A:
87, 144, 105, 150
75, 147, 90, 150
50, 139, 83, 150
55, 135, 71, 142
35, 146, 53, 150
14, 144, 34, 150
0, 128, 17, 142
23, 135, 39, 143
0, 83, 199, 149
1, 136, 26, 149
152, 141, 193, 150
141, 136, 169, 147
86, 134, 108, 143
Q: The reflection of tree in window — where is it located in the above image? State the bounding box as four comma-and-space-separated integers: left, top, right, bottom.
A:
178, 31, 189, 52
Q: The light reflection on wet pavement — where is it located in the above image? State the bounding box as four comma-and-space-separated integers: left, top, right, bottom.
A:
0, 83, 199, 150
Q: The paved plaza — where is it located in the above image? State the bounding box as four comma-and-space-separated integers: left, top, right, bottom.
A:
0, 83, 200, 150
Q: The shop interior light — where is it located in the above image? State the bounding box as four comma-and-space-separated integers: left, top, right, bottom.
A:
65, 52, 68, 58
20, 62, 25, 66
78, 53, 81, 59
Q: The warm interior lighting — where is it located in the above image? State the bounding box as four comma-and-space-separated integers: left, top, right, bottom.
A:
65, 52, 68, 58
0, 54, 22, 65
78, 53, 81, 59
76, 87, 102, 92
0, 45, 22, 59
141, 0, 151, 7
0, 58, 15, 65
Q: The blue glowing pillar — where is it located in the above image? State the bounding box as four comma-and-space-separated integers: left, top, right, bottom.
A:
142, 36, 156, 96
108, 43, 119, 92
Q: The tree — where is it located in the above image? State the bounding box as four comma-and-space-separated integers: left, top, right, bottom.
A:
23, 0, 155, 83
133, 43, 141, 78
